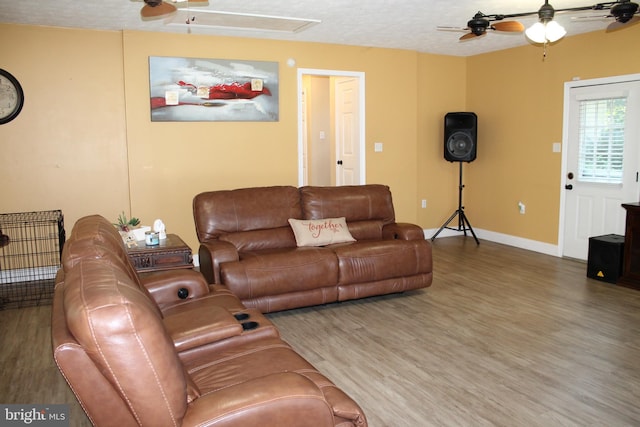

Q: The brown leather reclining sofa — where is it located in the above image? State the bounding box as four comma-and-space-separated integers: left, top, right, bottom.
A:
52, 215, 367, 426
194, 184, 433, 313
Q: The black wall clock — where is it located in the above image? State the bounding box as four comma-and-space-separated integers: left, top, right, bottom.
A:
0, 69, 24, 125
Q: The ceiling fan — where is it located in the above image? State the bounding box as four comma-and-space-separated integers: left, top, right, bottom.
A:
139, 0, 208, 19
440, 1, 639, 42
570, 0, 640, 31
437, 12, 527, 41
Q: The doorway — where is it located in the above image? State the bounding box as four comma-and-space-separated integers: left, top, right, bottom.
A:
559, 73, 640, 259
297, 69, 366, 187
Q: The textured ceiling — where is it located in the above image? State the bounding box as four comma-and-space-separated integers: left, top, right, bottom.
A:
0, 0, 631, 56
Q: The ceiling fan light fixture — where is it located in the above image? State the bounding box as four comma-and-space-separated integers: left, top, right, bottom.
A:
525, 0, 566, 43
525, 22, 547, 43
545, 20, 567, 41
525, 21, 566, 43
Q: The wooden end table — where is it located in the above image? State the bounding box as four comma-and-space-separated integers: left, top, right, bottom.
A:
126, 233, 193, 273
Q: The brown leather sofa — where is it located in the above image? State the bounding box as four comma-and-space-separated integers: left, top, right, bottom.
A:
52, 215, 367, 426
194, 184, 433, 313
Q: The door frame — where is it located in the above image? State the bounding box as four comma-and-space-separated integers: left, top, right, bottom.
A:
297, 68, 366, 187
557, 72, 640, 257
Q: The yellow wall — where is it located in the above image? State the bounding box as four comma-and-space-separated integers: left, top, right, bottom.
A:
465, 25, 640, 244
0, 25, 130, 229
0, 24, 435, 250
121, 31, 425, 249
417, 54, 467, 228
1, 21, 638, 252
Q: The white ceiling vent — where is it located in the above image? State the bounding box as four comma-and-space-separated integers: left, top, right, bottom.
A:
168, 10, 320, 33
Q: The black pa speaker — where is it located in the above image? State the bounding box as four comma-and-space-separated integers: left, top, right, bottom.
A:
444, 112, 477, 162
587, 234, 624, 284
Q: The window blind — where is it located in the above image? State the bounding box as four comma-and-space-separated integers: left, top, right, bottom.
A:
577, 97, 626, 184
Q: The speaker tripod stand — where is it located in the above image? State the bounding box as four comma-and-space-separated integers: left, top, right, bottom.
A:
431, 161, 479, 244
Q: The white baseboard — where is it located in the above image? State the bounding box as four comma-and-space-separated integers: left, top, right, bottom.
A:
425, 227, 560, 257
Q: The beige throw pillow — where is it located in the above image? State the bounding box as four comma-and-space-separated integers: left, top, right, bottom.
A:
288, 217, 356, 247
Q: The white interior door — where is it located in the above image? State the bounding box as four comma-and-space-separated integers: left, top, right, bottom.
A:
297, 69, 366, 187
335, 77, 360, 186
562, 77, 640, 260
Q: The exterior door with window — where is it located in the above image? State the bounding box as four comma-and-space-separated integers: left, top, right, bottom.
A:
563, 79, 640, 260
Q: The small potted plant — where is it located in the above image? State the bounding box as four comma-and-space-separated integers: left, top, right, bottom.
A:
114, 212, 149, 244
114, 212, 140, 232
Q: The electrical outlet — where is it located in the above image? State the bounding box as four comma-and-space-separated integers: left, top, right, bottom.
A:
518, 201, 526, 214
421, 199, 427, 208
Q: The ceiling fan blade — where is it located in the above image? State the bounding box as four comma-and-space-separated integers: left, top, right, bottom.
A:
606, 15, 640, 32
571, 14, 610, 22
491, 21, 524, 32
141, 1, 177, 18
170, 0, 208, 3
460, 32, 482, 41
437, 26, 468, 33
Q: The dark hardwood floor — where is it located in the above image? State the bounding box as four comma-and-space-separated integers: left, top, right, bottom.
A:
1, 236, 639, 426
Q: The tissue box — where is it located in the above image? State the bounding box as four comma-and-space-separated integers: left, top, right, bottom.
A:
131, 226, 151, 241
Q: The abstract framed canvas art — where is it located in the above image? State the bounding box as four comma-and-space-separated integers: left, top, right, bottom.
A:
149, 56, 279, 122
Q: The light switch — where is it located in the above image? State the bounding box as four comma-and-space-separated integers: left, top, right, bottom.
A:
552, 142, 561, 153
374, 142, 383, 152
